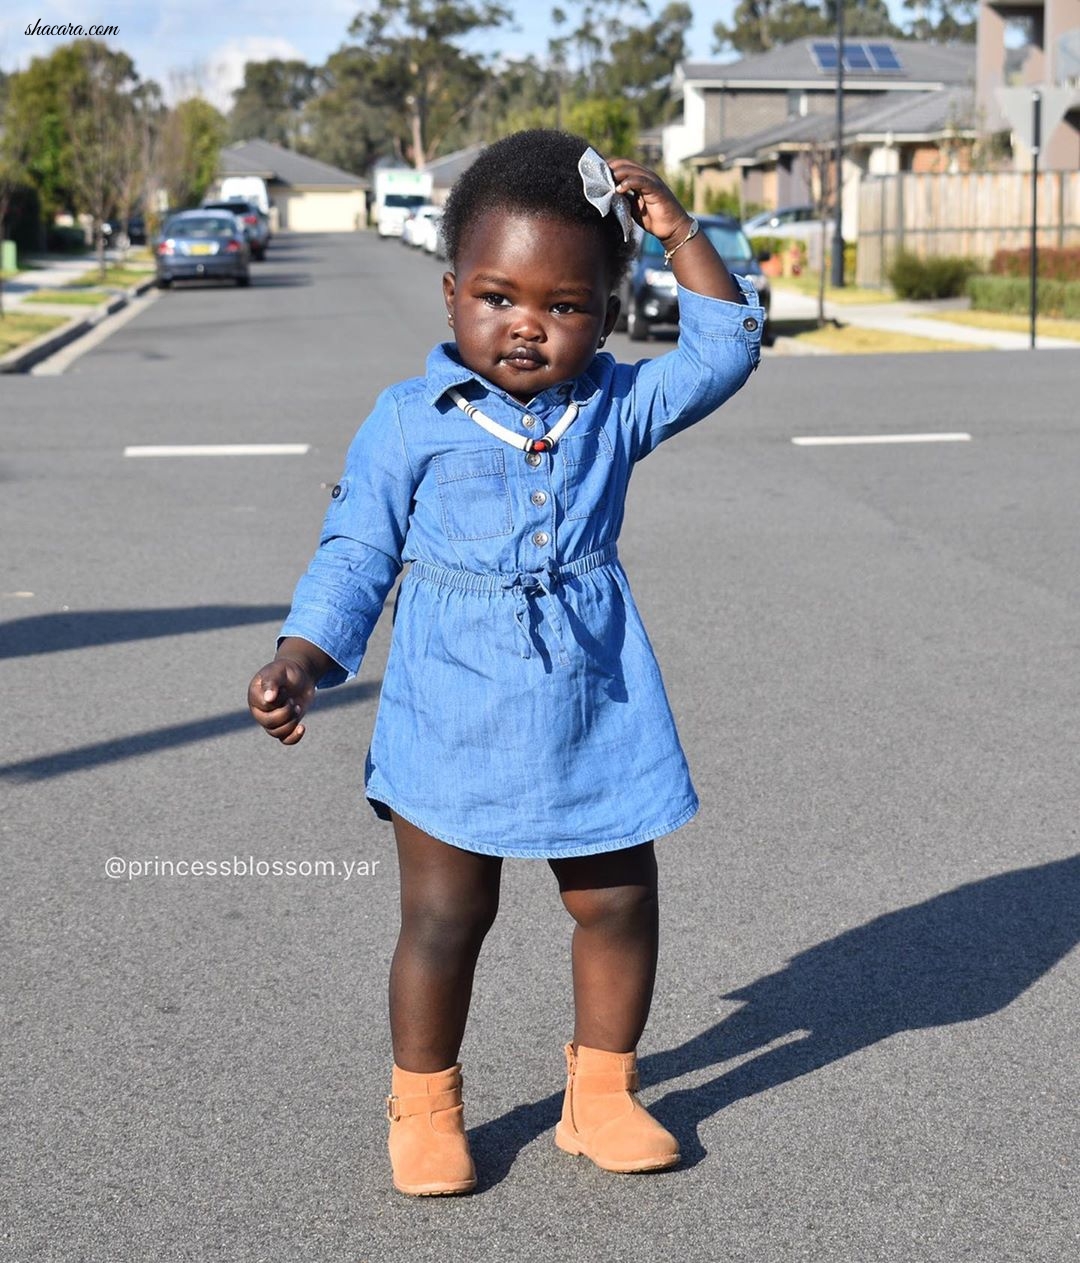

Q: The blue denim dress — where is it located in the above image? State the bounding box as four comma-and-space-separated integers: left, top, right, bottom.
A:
280, 280, 763, 858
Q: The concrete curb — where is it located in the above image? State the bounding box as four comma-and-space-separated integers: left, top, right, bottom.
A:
0, 276, 156, 374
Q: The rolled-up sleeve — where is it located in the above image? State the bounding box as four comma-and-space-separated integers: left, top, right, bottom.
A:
278, 390, 416, 688
621, 274, 763, 462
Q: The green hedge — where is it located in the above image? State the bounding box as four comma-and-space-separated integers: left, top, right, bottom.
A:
968, 275, 1080, 319
888, 251, 979, 300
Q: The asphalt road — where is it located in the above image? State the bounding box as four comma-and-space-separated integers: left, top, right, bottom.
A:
2, 232, 1078, 1263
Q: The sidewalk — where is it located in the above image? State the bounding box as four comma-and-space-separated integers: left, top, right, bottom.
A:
0, 254, 110, 308
769, 285, 1079, 352
0, 252, 156, 373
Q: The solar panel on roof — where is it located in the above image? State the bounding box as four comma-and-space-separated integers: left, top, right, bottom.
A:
811, 41, 839, 71
867, 43, 903, 71
843, 44, 873, 71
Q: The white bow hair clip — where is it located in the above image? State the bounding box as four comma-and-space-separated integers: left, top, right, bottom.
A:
577, 147, 633, 242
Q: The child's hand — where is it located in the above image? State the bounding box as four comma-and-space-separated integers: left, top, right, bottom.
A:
248, 658, 316, 745
607, 159, 692, 248
607, 157, 743, 305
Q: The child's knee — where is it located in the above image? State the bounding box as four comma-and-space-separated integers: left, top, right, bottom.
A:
562, 883, 657, 932
401, 889, 500, 956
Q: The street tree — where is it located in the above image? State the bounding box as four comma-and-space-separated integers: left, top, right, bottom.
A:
300, 47, 398, 173
61, 41, 143, 280
902, 0, 977, 42
157, 97, 227, 217
229, 59, 317, 146
714, 0, 900, 57
347, 0, 511, 166
2, 45, 84, 225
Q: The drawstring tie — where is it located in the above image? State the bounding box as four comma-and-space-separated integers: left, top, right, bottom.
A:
504, 562, 571, 666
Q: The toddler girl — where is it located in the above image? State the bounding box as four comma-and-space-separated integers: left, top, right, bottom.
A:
248, 129, 762, 1195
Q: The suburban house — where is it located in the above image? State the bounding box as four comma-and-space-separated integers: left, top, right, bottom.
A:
422, 144, 486, 205
664, 39, 976, 231
975, 0, 1080, 168
210, 139, 369, 232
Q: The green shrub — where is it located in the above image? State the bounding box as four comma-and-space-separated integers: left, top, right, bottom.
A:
968, 275, 1080, 319
990, 247, 1080, 282
45, 225, 89, 254
748, 235, 789, 258
888, 251, 979, 300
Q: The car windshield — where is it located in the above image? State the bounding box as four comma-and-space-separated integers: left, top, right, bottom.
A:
641, 224, 754, 264
166, 217, 236, 237
385, 194, 427, 209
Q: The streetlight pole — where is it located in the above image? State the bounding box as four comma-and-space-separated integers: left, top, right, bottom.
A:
830, 1, 846, 287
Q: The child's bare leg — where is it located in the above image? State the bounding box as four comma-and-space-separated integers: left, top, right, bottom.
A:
548, 841, 659, 1051
389, 812, 502, 1071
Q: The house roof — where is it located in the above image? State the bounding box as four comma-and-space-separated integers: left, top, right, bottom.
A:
219, 139, 367, 187
422, 144, 485, 188
675, 38, 974, 93
688, 87, 977, 168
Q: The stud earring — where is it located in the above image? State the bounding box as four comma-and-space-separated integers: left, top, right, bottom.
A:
598, 336, 606, 347
447, 313, 454, 326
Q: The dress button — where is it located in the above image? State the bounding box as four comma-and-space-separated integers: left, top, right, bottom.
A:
522, 415, 536, 429
532, 531, 549, 547
525, 451, 543, 467
330, 484, 342, 499
743, 316, 759, 332
531, 490, 547, 507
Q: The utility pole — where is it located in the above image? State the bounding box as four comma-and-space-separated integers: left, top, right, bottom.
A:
831, 3, 846, 288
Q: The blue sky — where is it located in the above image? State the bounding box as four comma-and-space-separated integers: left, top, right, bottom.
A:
1, 1, 907, 111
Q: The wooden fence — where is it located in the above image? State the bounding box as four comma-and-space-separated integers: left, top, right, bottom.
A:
856, 171, 1080, 289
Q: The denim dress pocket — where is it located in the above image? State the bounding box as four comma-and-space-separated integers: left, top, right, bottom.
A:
562, 428, 614, 520
435, 446, 514, 541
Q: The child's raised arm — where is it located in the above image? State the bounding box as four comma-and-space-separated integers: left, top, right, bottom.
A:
607, 159, 743, 305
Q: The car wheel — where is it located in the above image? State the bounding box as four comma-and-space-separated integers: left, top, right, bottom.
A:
252, 246, 265, 261
236, 274, 250, 287
156, 277, 172, 289
626, 302, 649, 342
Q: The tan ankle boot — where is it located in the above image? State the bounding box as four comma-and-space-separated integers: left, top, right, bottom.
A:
555, 1042, 680, 1173
386, 1063, 477, 1195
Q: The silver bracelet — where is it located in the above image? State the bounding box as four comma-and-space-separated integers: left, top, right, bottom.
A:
663, 217, 699, 264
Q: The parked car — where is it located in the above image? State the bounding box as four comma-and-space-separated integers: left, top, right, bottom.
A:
401, 204, 441, 248
742, 204, 817, 234
616, 215, 771, 342
154, 210, 251, 288
421, 210, 445, 258
101, 212, 147, 248
201, 198, 270, 259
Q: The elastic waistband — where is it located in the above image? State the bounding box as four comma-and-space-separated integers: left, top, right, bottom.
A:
408, 542, 618, 595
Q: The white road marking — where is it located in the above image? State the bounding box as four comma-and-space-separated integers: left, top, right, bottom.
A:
124, 444, 310, 457
792, 433, 972, 446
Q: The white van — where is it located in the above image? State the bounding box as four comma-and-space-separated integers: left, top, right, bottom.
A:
219, 177, 270, 215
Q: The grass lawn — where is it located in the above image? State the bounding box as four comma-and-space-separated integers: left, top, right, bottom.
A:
23, 288, 108, 306
69, 264, 153, 288
792, 324, 984, 354
0, 310, 70, 355
925, 309, 1080, 343
772, 275, 896, 305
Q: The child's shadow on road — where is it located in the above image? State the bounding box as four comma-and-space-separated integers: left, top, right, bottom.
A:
470, 853, 1080, 1186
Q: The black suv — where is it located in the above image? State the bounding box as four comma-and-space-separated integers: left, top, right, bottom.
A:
616, 214, 771, 343
201, 199, 270, 260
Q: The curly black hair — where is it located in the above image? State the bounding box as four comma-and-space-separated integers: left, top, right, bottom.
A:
440, 129, 637, 290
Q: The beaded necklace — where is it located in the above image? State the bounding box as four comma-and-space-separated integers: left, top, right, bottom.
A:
449, 388, 579, 455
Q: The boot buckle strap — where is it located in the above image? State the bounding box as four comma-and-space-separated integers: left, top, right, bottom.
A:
387, 1087, 461, 1121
